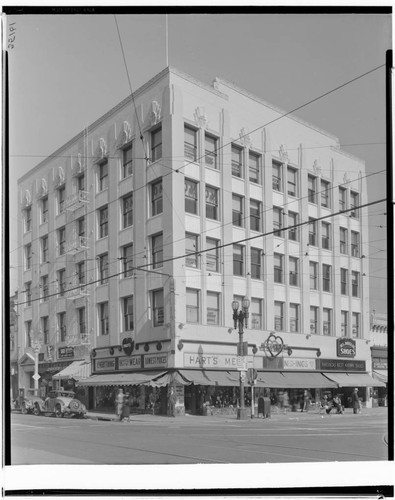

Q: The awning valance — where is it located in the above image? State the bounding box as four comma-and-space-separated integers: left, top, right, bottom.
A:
256, 372, 287, 388
372, 370, 388, 384
323, 372, 386, 387
76, 370, 167, 387
178, 370, 239, 386
53, 359, 91, 381
151, 371, 191, 387
279, 372, 338, 389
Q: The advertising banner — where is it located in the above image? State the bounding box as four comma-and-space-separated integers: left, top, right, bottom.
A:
317, 359, 366, 371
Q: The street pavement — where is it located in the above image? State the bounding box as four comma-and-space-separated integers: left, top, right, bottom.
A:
9, 406, 388, 465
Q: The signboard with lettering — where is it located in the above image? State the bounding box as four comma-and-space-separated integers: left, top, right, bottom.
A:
317, 359, 366, 372
95, 358, 116, 372
118, 356, 142, 370
58, 346, 74, 359
144, 353, 168, 369
372, 360, 388, 370
184, 353, 253, 369
337, 338, 356, 358
283, 358, 316, 370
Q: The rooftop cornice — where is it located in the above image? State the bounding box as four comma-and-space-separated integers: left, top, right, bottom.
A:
329, 145, 365, 165
167, 66, 229, 100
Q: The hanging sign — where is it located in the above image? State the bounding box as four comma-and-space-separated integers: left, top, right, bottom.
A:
260, 333, 285, 358
122, 338, 134, 357
337, 338, 356, 358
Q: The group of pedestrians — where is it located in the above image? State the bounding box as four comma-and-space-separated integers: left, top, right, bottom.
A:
115, 388, 132, 422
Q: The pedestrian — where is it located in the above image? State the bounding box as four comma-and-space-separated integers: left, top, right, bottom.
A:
115, 388, 124, 420
302, 390, 310, 412
351, 388, 359, 415
121, 392, 131, 422
167, 387, 177, 417
283, 391, 289, 414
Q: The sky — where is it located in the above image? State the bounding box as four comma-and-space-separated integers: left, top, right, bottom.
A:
6, 11, 390, 315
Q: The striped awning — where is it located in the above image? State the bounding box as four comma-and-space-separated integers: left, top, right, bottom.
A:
52, 359, 91, 381
178, 370, 239, 386
76, 370, 168, 387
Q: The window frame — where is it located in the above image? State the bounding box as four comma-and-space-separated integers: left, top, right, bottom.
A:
151, 179, 163, 217
341, 310, 349, 337
288, 211, 299, 241
207, 291, 220, 325
122, 194, 133, 229
350, 191, 359, 219
99, 302, 109, 336
321, 221, 331, 250
99, 253, 109, 285
122, 244, 134, 278
25, 207, 32, 232
250, 199, 261, 232
122, 143, 133, 179
309, 218, 317, 246
41, 196, 48, 223
274, 301, 284, 332
152, 289, 164, 326
289, 256, 299, 286
78, 307, 86, 335
323, 308, 332, 336
185, 232, 199, 268
351, 231, 360, 257
151, 126, 162, 163
308, 174, 317, 204
352, 312, 360, 338
58, 186, 66, 214
249, 151, 260, 184
232, 194, 244, 227
58, 312, 66, 342
231, 144, 243, 178
321, 179, 331, 208
340, 227, 348, 254
186, 288, 200, 324
322, 263, 332, 292
273, 206, 284, 237
206, 238, 220, 273
58, 227, 66, 255
340, 268, 348, 295
287, 166, 298, 197
42, 316, 49, 344
185, 179, 199, 215
351, 271, 360, 297
272, 161, 282, 192
289, 303, 300, 333
233, 244, 244, 276
251, 247, 262, 280
98, 160, 109, 192
41, 275, 49, 302
58, 268, 66, 297
99, 206, 109, 238
25, 244, 32, 270
204, 133, 219, 170
310, 261, 318, 290
274, 253, 284, 284
122, 296, 134, 332
339, 187, 347, 211
151, 233, 163, 270
205, 185, 219, 221
184, 125, 198, 162
41, 236, 48, 263
251, 298, 263, 330
310, 306, 318, 334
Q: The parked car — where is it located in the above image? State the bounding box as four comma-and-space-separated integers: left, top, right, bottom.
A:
35, 390, 87, 418
14, 389, 44, 416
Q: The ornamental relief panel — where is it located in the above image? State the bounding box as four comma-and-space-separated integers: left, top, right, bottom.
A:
194, 106, 208, 129
116, 121, 133, 148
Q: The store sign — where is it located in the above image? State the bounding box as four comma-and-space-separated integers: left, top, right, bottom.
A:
260, 333, 284, 358
373, 360, 388, 370
122, 338, 134, 356
95, 358, 116, 372
58, 346, 74, 359
337, 338, 356, 358
317, 359, 366, 371
184, 352, 252, 369
144, 353, 168, 369
118, 356, 142, 370
283, 358, 316, 370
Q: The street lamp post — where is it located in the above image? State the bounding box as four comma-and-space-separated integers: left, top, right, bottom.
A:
232, 297, 250, 420
31, 333, 44, 396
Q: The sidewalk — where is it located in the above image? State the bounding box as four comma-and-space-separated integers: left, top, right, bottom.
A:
85, 406, 388, 423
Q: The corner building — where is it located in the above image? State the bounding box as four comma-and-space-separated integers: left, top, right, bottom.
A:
17, 67, 382, 415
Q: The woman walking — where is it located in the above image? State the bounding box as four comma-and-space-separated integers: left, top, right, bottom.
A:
115, 388, 124, 421
121, 392, 131, 422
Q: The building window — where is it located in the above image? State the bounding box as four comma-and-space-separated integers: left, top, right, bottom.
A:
206, 186, 219, 220
352, 312, 360, 338
58, 312, 66, 342
272, 161, 282, 191
340, 268, 348, 295
185, 179, 198, 215
274, 253, 284, 283
25, 320, 32, 347
350, 191, 359, 218
151, 233, 163, 269
41, 196, 48, 223
58, 227, 66, 255
99, 206, 108, 238
25, 207, 32, 232
341, 310, 349, 337
233, 244, 244, 276
122, 296, 134, 332
310, 261, 318, 290
321, 222, 331, 250
339, 187, 347, 211
250, 199, 261, 232
323, 308, 332, 336
57, 269, 66, 297
58, 186, 66, 214
288, 211, 299, 241
99, 254, 109, 284
41, 236, 48, 263
186, 289, 199, 324
78, 217, 86, 238
310, 306, 318, 334
231, 144, 243, 178
98, 160, 108, 191
274, 301, 284, 331
321, 179, 331, 208
207, 292, 220, 325
308, 175, 317, 204
251, 298, 263, 330
289, 303, 300, 333
99, 302, 109, 336
273, 206, 283, 237
186, 233, 199, 268
25, 282, 32, 306
151, 179, 163, 216
232, 194, 244, 227
78, 307, 86, 335
351, 231, 360, 257
122, 143, 133, 179
322, 264, 332, 292
249, 152, 260, 184
77, 261, 86, 290
205, 133, 218, 169
122, 244, 134, 278
287, 167, 298, 197
309, 218, 317, 246
351, 271, 360, 297
206, 238, 220, 273
122, 194, 133, 228
289, 257, 299, 286
42, 316, 49, 344
184, 125, 197, 161
25, 244, 32, 270
251, 248, 262, 280
151, 127, 162, 163
77, 173, 85, 192
340, 227, 348, 254
41, 275, 49, 302
152, 289, 164, 326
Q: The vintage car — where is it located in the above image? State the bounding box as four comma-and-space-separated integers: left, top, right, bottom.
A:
15, 389, 44, 416
35, 390, 87, 418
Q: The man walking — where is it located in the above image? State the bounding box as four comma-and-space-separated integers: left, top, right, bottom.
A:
351, 388, 359, 414
168, 387, 177, 417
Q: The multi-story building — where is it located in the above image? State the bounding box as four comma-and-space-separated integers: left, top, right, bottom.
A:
369, 310, 388, 406
10, 292, 19, 400
17, 66, 383, 414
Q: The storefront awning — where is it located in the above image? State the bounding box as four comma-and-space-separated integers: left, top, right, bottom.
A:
151, 371, 191, 387
256, 371, 287, 388
52, 359, 91, 381
280, 372, 338, 389
323, 372, 386, 388
372, 370, 388, 384
178, 370, 239, 387
76, 370, 167, 387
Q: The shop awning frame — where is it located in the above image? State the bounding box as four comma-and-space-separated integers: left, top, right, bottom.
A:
76, 370, 168, 387
323, 372, 386, 388
177, 370, 239, 386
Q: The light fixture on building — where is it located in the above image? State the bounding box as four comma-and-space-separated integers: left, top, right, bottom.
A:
177, 340, 184, 351
306, 334, 311, 340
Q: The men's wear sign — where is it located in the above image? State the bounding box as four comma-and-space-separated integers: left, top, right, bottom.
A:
118, 356, 142, 370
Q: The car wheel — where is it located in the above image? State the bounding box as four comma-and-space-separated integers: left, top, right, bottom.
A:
21, 402, 27, 414
33, 404, 41, 416
55, 405, 63, 418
